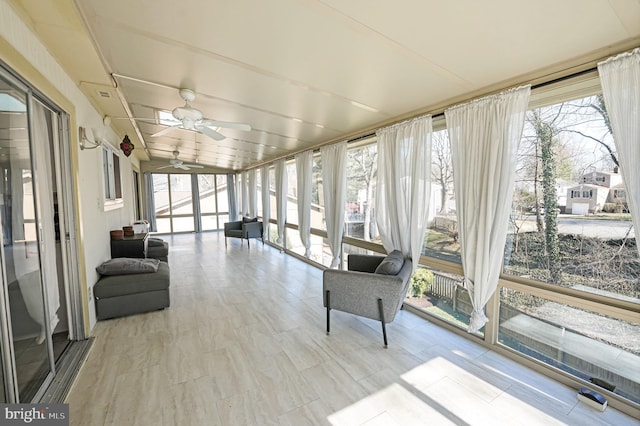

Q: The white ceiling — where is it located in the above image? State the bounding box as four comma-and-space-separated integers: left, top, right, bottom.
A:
8, 0, 640, 172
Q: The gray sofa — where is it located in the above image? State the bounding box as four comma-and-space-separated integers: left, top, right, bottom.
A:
94, 259, 170, 320
323, 251, 413, 346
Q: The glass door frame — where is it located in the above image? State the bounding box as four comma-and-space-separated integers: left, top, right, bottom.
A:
0, 68, 55, 403
0, 60, 87, 402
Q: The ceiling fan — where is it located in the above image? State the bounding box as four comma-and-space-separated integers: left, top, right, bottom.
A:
156, 150, 204, 171
151, 88, 251, 141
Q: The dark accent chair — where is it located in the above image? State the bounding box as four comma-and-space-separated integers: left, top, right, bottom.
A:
323, 251, 413, 347
146, 237, 169, 262
224, 217, 264, 247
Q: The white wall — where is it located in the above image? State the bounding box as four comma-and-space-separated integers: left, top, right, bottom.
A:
1, 0, 139, 330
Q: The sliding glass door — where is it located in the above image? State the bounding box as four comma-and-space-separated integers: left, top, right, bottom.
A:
0, 71, 54, 401
0, 65, 76, 402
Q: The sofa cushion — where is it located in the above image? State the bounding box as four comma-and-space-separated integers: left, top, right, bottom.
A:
96, 258, 160, 275
374, 250, 405, 275
242, 216, 258, 223
95, 262, 170, 299
147, 237, 165, 247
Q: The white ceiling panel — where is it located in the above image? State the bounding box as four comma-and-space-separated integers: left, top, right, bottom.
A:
8, 0, 640, 171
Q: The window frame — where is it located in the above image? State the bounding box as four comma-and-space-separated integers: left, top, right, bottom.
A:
102, 144, 123, 211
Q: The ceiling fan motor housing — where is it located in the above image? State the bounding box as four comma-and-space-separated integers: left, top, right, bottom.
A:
179, 88, 197, 103
172, 106, 203, 123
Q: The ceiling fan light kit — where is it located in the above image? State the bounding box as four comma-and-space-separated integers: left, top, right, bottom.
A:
156, 150, 205, 171
147, 88, 251, 142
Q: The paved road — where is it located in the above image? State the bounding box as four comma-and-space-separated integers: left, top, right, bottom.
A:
514, 215, 635, 239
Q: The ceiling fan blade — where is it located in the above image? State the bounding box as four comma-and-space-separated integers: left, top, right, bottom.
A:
201, 119, 251, 131
151, 125, 180, 137
183, 164, 204, 169
156, 165, 173, 170
197, 125, 225, 141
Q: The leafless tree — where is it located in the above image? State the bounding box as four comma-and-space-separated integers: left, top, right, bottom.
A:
347, 145, 377, 241
431, 131, 454, 213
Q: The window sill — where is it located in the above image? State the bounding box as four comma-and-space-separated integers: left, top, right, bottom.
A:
104, 199, 124, 212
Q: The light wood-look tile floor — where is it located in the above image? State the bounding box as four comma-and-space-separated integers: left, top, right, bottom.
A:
66, 233, 637, 425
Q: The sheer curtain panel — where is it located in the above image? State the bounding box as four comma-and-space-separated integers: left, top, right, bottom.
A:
227, 173, 237, 221
598, 48, 640, 256
446, 85, 530, 333
261, 164, 271, 236
275, 159, 288, 244
296, 151, 313, 258
144, 172, 157, 231
375, 115, 432, 266
32, 101, 60, 333
241, 171, 249, 217
321, 141, 347, 267
248, 168, 258, 218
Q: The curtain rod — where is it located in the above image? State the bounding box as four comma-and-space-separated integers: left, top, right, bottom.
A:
245, 65, 601, 171
333, 66, 600, 148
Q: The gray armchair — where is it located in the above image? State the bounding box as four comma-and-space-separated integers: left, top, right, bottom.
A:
224, 218, 264, 247
323, 251, 413, 347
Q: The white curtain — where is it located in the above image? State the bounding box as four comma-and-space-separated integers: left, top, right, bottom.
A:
296, 151, 313, 258
227, 173, 237, 221
21, 100, 60, 341
321, 141, 347, 267
241, 171, 249, 217
261, 164, 271, 236
598, 48, 640, 257
275, 159, 288, 244
248, 168, 258, 218
144, 172, 157, 231
375, 115, 433, 266
446, 85, 531, 333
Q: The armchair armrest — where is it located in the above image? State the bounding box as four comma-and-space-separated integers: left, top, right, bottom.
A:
242, 221, 263, 239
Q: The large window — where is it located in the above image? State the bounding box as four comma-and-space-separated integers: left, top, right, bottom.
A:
153, 173, 194, 233
345, 140, 379, 244
152, 173, 231, 233
422, 128, 461, 264
500, 93, 639, 404
286, 161, 298, 225
498, 289, 639, 404
102, 145, 122, 209
397, 90, 639, 407
199, 174, 218, 231
503, 94, 637, 302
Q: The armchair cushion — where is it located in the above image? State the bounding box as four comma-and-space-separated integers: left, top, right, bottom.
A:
347, 254, 385, 273
242, 216, 258, 223
374, 250, 405, 275
224, 221, 243, 232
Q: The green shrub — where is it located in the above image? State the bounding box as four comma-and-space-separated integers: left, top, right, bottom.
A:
409, 269, 434, 297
